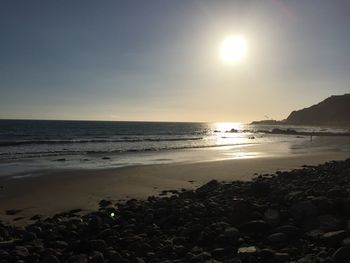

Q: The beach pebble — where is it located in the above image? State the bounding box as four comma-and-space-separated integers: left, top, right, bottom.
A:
251, 181, 270, 196
0, 227, 9, 239
319, 214, 344, 231
342, 237, 350, 247
312, 196, 334, 214
333, 247, 350, 263
268, 232, 288, 244
224, 227, 240, 239
5, 209, 21, 216
89, 251, 104, 263
13, 246, 29, 258
23, 231, 37, 242
328, 187, 347, 199
211, 248, 225, 259
192, 251, 212, 261
98, 199, 111, 207
238, 246, 258, 256
342, 199, 350, 216
173, 236, 187, 245
0, 158, 349, 262
272, 225, 299, 237
52, 241, 68, 249
30, 214, 42, 221
89, 240, 106, 251
263, 209, 280, 227
321, 230, 347, 247
274, 252, 290, 262
173, 245, 187, 256
258, 248, 275, 259
196, 179, 220, 194
41, 255, 61, 263
240, 220, 269, 232
290, 201, 318, 223
297, 254, 321, 263
68, 254, 88, 263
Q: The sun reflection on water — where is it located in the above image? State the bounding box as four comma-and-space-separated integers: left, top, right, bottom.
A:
211, 122, 252, 146
213, 122, 243, 133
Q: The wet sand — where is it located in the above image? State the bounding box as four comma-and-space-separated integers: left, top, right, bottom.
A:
0, 150, 349, 225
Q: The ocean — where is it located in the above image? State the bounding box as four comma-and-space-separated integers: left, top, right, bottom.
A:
0, 120, 349, 176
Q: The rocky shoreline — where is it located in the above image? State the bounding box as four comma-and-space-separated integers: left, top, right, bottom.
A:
1, 159, 350, 262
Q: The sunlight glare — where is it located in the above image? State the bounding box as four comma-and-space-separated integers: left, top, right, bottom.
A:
214, 122, 242, 133
220, 36, 247, 62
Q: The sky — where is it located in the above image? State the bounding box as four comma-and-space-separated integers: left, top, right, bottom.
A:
1, 0, 349, 123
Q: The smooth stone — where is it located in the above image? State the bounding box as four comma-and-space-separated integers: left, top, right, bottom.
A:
297, 254, 321, 263
224, 227, 239, 239
319, 214, 344, 231
268, 232, 288, 243
173, 245, 187, 257
328, 187, 346, 199
0, 228, 9, 239
333, 246, 350, 263
342, 237, 350, 247
343, 199, 350, 216
321, 230, 347, 247
30, 215, 42, 221
211, 248, 225, 259
237, 246, 258, 256
98, 229, 114, 238
89, 252, 104, 263
23, 231, 37, 242
68, 254, 88, 263
196, 180, 220, 193
5, 209, 21, 216
13, 246, 29, 257
274, 252, 290, 262
98, 199, 111, 207
272, 225, 299, 237
173, 236, 187, 245
191, 251, 212, 261
240, 220, 269, 232
290, 201, 318, 222
258, 248, 275, 259
89, 240, 107, 251
53, 241, 68, 249
251, 181, 271, 196
312, 196, 334, 214
264, 209, 280, 227
26, 226, 42, 235
41, 255, 61, 263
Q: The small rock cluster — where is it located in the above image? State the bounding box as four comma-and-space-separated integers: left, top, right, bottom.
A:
1, 158, 350, 262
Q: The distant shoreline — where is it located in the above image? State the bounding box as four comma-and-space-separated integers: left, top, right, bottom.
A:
251, 120, 350, 129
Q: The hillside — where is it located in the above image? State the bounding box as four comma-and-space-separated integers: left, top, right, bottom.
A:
285, 94, 350, 126
251, 94, 350, 127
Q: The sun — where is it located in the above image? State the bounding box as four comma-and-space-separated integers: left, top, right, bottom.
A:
220, 35, 247, 62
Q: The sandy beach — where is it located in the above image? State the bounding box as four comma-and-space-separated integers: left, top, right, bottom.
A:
1, 150, 349, 225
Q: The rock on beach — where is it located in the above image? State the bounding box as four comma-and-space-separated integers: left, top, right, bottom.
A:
0, 158, 350, 262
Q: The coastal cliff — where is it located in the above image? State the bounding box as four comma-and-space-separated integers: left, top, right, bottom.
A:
285, 94, 350, 126
252, 94, 350, 127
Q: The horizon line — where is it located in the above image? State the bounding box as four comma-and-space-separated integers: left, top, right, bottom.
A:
0, 118, 250, 124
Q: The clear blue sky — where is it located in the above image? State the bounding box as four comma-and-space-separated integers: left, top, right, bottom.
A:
1, 0, 349, 122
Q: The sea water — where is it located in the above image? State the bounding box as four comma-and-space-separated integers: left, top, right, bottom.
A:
0, 120, 349, 176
